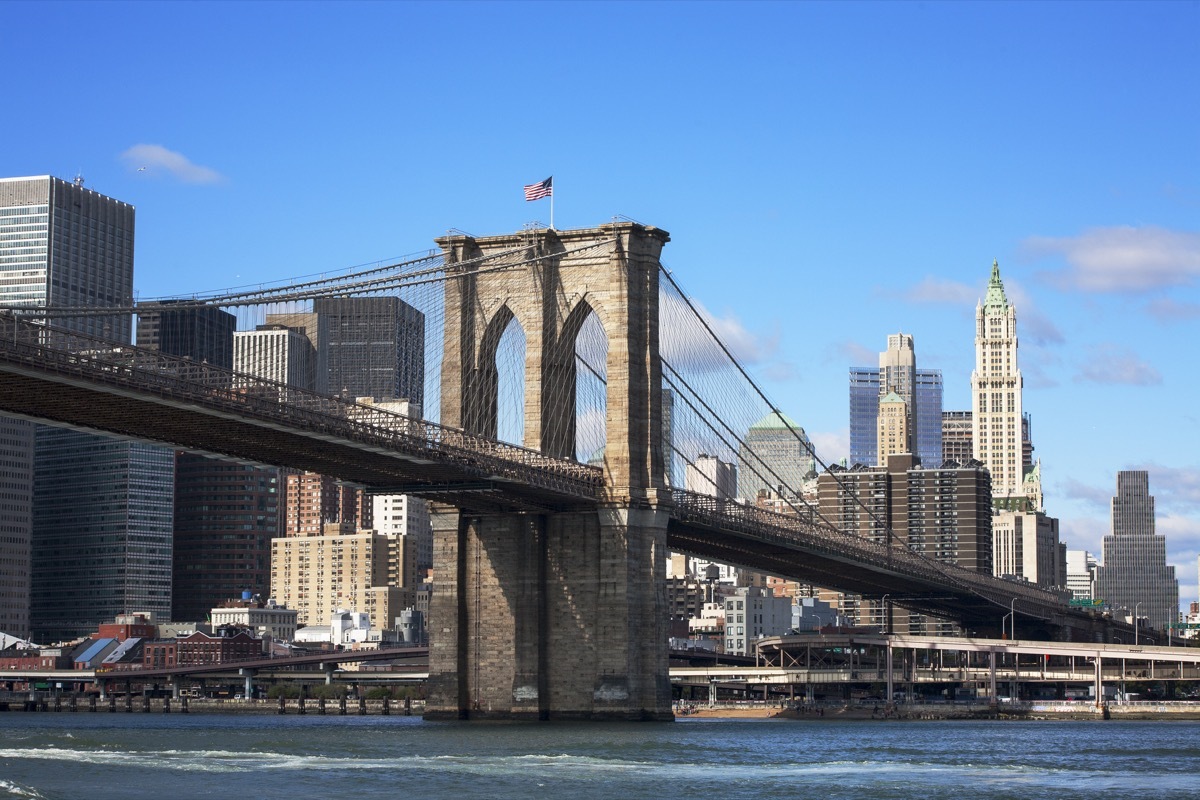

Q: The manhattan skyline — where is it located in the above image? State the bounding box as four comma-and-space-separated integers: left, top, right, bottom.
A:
3, 0, 1197, 606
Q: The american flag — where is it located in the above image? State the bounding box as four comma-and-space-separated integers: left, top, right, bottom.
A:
523, 176, 553, 201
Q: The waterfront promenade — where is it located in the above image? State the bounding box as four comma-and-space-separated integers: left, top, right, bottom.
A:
8, 692, 1200, 721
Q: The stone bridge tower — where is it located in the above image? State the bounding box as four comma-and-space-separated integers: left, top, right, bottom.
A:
426, 222, 673, 720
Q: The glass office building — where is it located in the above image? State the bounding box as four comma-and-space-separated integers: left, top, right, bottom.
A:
0, 417, 34, 639
848, 367, 943, 468
31, 428, 175, 642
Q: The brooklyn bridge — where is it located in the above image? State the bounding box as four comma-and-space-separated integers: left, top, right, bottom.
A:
0, 221, 1137, 720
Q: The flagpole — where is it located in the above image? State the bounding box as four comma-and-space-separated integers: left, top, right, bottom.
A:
550, 176, 555, 230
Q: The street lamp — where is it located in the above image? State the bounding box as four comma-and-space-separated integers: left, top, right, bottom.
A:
881, 594, 890, 636
1134, 602, 1142, 646
1009, 598, 1017, 641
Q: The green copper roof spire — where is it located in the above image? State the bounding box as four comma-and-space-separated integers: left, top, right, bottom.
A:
983, 258, 1009, 312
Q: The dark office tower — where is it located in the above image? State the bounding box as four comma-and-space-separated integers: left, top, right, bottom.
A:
32, 428, 175, 642
818, 454, 992, 573
313, 297, 425, 405
134, 301, 284, 622
135, 300, 237, 368
1095, 471, 1179, 633
0, 416, 34, 639
171, 457, 281, 622
818, 454, 992, 635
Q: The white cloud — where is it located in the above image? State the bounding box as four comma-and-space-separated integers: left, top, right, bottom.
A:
901, 273, 1064, 345
1134, 465, 1200, 512
1059, 478, 1113, 510
903, 277, 977, 305
809, 428, 849, 467
1160, 515, 1200, 555
1002, 280, 1065, 346
1073, 343, 1162, 386
829, 340, 876, 367
120, 144, 226, 185
1145, 297, 1200, 322
1023, 225, 1200, 292
659, 292, 779, 370
1058, 514, 1108, 554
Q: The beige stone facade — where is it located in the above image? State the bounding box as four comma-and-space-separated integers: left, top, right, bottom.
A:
992, 509, 1063, 589
876, 391, 909, 466
270, 523, 414, 628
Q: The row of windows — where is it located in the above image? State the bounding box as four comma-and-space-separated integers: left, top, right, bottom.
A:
0, 228, 48, 240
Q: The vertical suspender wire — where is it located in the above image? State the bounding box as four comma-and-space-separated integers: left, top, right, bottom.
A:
659, 265, 899, 551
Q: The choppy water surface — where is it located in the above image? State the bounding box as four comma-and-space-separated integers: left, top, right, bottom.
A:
1, 714, 1197, 799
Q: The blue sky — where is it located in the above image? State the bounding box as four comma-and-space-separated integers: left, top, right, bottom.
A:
5, 1, 1199, 607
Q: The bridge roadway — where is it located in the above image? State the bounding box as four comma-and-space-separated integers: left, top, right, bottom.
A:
0, 315, 1122, 638
11, 638, 1198, 707
3, 646, 430, 688
681, 633, 1200, 703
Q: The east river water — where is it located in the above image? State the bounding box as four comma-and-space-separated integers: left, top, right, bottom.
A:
2, 714, 1198, 799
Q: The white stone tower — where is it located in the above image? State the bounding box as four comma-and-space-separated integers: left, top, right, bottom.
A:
971, 260, 1028, 503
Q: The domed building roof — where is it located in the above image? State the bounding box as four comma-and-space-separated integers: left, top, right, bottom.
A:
749, 410, 804, 433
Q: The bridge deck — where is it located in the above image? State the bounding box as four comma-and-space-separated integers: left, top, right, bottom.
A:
0, 316, 1131, 637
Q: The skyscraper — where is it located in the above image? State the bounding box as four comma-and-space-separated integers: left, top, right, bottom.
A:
0, 176, 134, 338
171, 455, 281, 623
0, 417, 33, 638
877, 391, 910, 465
685, 454, 737, 499
971, 260, 1031, 503
991, 509, 1064, 589
941, 410, 973, 465
135, 300, 235, 368
135, 303, 283, 623
32, 428, 175, 641
234, 325, 317, 394
263, 311, 328, 394
736, 411, 815, 502
848, 334, 943, 468
818, 454, 993, 634
1065, 549, 1099, 602
1095, 471, 1179, 633
848, 367, 881, 467
313, 297, 424, 404
818, 454, 993, 574
2, 176, 176, 642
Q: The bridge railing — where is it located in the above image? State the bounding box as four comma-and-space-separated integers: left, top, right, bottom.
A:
671, 488, 1067, 617
0, 314, 603, 499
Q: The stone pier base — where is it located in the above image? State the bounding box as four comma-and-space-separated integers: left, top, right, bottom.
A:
425, 504, 672, 721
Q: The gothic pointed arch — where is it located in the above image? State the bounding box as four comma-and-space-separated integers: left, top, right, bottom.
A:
462, 304, 518, 440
